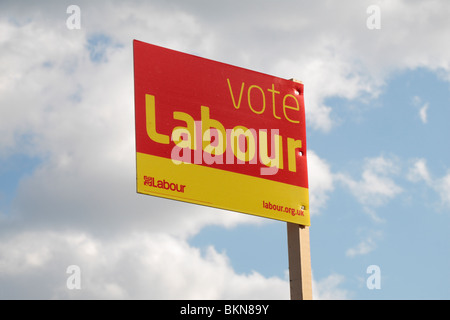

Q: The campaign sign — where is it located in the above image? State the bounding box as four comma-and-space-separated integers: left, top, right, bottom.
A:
134, 40, 310, 225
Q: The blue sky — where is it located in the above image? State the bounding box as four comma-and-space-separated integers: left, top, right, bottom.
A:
0, 0, 449, 299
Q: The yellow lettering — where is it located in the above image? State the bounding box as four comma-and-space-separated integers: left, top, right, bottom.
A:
248, 85, 265, 114
203, 128, 225, 158
287, 138, 302, 172
146, 94, 169, 144
227, 78, 245, 110
283, 94, 300, 124
259, 130, 283, 170
230, 126, 257, 163
201, 106, 226, 155
172, 111, 195, 150
267, 84, 281, 120
203, 127, 224, 165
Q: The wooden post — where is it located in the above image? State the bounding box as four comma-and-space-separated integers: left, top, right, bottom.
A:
286, 78, 312, 300
287, 223, 312, 300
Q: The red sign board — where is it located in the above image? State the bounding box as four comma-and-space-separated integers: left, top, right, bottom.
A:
134, 40, 310, 225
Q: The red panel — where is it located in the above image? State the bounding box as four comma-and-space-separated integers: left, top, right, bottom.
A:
134, 40, 308, 189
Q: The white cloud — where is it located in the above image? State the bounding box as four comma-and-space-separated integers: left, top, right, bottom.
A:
346, 238, 376, 258
0, 229, 351, 299
436, 172, 450, 208
312, 273, 350, 300
419, 103, 429, 124
0, 230, 289, 299
0, 4, 256, 239
307, 150, 334, 215
412, 96, 430, 124
407, 159, 450, 209
336, 156, 402, 221
407, 158, 432, 184
345, 230, 382, 257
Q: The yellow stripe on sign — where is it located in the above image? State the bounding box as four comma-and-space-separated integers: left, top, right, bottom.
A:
136, 152, 310, 225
